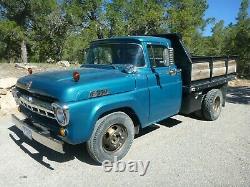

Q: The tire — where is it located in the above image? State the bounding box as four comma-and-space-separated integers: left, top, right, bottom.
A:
202, 89, 223, 121
193, 110, 203, 119
87, 112, 135, 164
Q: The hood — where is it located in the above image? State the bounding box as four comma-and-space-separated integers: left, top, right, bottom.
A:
16, 68, 135, 102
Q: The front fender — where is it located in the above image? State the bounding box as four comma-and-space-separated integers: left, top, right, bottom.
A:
62, 91, 145, 144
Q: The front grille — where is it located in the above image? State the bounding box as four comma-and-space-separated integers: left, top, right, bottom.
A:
19, 96, 55, 119
20, 105, 60, 133
16, 87, 56, 103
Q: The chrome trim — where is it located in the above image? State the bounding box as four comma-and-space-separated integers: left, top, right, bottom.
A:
12, 114, 65, 154
19, 96, 55, 119
12, 87, 20, 104
169, 48, 174, 64
51, 103, 70, 126
89, 89, 109, 98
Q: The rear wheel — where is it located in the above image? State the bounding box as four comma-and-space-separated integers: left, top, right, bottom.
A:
87, 112, 135, 164
202, 89, 223, 121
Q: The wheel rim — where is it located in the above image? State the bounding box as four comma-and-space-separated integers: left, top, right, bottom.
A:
213, 96, 221, 112
102, 124, 128, 152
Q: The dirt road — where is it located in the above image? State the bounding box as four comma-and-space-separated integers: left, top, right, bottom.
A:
0, 87, 249, 187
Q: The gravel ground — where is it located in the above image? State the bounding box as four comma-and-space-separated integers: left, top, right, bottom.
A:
0, 87, 249, 187
0, 63, 79, 79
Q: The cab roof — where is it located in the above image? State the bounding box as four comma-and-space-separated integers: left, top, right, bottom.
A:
91, 36, 172, 47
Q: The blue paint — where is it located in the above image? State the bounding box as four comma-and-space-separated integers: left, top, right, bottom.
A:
16, 36, 182, 144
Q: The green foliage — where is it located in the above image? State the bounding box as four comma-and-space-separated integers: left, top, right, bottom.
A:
64, 0, 105, 39
237, 0, 249, 22
0, 0, 66, 62
234, 0, 250, 76
204, 0, 250, 76
206, 20, 226, 55
63, 29, 97, 63
167, 0, 208, 49
0, 0, 210, 63
0, 20, 24, 61
31, 7, 69, 61
105, 0, 128, 36
0, 0, 249, 77
105, 0, 166, 36
125, 0, 165, 35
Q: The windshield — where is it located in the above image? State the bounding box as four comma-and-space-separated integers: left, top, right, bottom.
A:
85, 43, 145, 67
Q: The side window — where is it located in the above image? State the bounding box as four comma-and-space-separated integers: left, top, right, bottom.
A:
147, 45, 169, 67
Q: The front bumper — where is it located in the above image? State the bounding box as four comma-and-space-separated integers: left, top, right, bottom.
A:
11, 114, 65, 154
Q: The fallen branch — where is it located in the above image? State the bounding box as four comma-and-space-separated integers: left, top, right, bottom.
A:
15, 63, 37, 70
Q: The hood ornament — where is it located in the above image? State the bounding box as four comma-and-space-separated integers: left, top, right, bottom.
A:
26, 81, 32, 90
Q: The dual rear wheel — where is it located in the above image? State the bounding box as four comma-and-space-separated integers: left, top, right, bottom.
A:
199, 89, 223, 121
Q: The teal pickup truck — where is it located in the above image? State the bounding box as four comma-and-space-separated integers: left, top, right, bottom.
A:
12, 34, 237, 163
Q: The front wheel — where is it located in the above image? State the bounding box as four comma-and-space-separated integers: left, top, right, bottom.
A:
87, 112, 135, 164
202, 89, 223, 121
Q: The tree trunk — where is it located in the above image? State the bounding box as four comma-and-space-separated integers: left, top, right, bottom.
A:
21, 40, 28, 64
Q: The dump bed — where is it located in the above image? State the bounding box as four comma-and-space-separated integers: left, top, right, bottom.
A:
189, 56, 236, 92
153, 34, 237, 93
191, 56, 236, 81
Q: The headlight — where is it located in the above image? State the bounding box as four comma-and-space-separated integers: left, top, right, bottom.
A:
55, 108, 65, 124
52, 103, 69, 126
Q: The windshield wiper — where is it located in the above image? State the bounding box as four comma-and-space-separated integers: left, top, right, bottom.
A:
81, 64, 137, 74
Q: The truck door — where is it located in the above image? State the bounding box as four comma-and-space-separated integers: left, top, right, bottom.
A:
147, 44, 182, 122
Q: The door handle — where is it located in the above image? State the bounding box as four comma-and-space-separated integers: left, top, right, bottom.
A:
151, 67, 162, 88
154, 72, 162, 88
169, 69, 177, 76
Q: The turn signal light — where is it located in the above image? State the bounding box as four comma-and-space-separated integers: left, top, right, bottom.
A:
59, 128, 66, 136
73, 71, 80, 82
28, 68, 32, 75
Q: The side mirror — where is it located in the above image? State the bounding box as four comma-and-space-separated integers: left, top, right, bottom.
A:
83, 48, 90, 64
84, 48, 89, 56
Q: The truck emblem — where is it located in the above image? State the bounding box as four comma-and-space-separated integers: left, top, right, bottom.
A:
26, 81, 32, 90
89, 89, 109, 98
28, 96, 33, 102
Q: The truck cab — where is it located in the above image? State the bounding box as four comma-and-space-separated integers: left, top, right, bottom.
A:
12, 35, 236, 163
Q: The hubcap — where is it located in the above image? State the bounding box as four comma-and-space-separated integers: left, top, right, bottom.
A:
213, 96, 221, 112
102, 124, 128, 152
